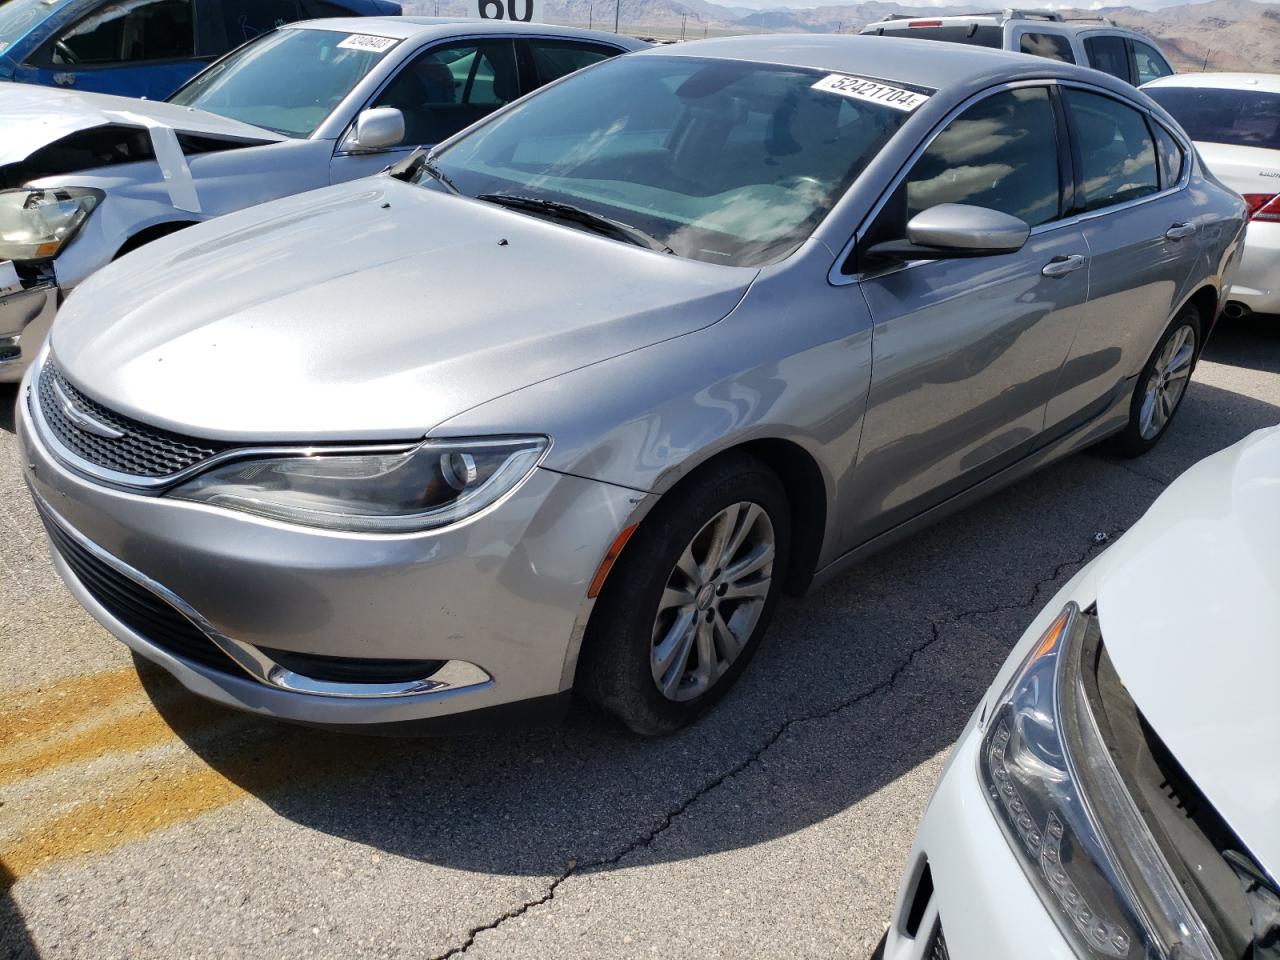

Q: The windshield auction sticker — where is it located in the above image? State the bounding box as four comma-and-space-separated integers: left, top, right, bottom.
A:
812, 74, 931, 112
337, 34, 399, 53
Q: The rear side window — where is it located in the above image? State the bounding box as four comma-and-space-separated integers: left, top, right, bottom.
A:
1085, 35, 1131, 83
1151, 122, 1185, 188
873, 24, 1003, 48
220, 0, 302, 47
1019, 32, 1075, 63
1065, 89, 1158, 210
48, 0, 195, 65
1144, 87, 1280, 150
527, 40, 618, 88
905, 86, 1062, 227
1131, 40, 1172, 85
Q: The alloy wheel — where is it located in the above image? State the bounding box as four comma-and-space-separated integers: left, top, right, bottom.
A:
650, 501, 775, 702
1139, 323, 1195, 441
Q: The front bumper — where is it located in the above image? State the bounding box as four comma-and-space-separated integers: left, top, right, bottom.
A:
1228, 219, 1280, 315
0, 278, 57, 383
18, 375, 642, 728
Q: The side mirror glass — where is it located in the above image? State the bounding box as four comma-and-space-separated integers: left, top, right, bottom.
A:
345, 107, 405, 153
867, 203, 1031, 262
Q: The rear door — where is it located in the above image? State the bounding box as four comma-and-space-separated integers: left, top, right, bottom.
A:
849, 84, 1092, 540
1044, 85, 1197, 431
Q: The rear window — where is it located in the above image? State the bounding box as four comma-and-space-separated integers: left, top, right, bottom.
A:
1144, 87, 1280, 151
870, 23, 1003, 48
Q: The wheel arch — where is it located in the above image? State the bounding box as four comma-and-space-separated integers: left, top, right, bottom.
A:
113, 220, 200, 261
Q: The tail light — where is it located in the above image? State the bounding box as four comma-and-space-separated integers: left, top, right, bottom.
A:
1243, 193, 1280, 222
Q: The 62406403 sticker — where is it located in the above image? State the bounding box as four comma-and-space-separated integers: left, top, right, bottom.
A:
337, 34, 398, 53
811, 74, 932, 112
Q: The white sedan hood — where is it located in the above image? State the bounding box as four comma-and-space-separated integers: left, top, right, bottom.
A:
0, 83, 283, 165
1096, 426, 1280, 881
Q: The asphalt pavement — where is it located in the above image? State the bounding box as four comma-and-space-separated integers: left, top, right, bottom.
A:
2, 317, 1278, 960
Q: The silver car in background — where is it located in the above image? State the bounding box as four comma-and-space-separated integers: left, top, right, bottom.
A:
0, 17, 643, 381
19, 36, 1246, 735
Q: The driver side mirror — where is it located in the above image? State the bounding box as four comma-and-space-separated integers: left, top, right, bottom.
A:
344, 107, 406, 153
866, 203, 1031, 262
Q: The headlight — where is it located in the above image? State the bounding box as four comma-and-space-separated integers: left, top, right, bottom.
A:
169, 436, 548, 533
980, 603, 1219, 960
0, 187, 103, 261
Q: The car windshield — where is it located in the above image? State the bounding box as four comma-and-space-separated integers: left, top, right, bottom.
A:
426, 55, 916, 267
0, 0, 65, 52
1145, 86, 1280, 151
168, 27, 397, 138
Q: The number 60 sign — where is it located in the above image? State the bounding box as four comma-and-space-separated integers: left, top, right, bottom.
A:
476, 0, 542, 22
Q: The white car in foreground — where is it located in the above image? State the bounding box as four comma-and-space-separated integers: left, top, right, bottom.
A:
1144, 74, 1280, 320
884, 427, 1280, 959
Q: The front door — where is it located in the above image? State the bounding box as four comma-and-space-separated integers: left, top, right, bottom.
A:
848, 85, 1091, 542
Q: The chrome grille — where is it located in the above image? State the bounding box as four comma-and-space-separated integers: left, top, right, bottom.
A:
37, 359, 228, 478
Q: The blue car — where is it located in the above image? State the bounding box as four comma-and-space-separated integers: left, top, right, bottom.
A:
0, 0, 401, 100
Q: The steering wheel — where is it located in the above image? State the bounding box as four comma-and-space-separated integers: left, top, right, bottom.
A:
54, 41, 81, 65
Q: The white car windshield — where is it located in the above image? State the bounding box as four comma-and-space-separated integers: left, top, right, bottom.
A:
169, 27, 397, 138
428, 56, 919, 267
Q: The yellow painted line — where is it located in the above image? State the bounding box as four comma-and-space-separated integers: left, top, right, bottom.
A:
0, 667, 417, 889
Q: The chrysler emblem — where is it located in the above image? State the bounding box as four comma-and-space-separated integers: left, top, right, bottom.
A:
52, 378, 125, 440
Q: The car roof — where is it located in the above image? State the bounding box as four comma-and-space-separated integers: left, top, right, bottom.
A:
863, 14, 1155, 39
635, 33, 1117, 93
286, 15, 646, 48
1144, 72, 1280, 94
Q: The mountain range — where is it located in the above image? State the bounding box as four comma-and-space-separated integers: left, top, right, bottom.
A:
401, 0, 1280, 71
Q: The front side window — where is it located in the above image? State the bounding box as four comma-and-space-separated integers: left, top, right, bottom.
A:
905, 86, 1061, 227
1064, 89, 1158, 210
169, 28, 394, 137
1144, 86, 1280, 151
372, 41, 519, 145
428, 56, 914, 267
1130, 40, 1172, 86
1085, 35, 1131, 83
527, 39, 618, 87
47, 0, 194, 65
1019, 32, 1075, 63
220, 0, 302, 47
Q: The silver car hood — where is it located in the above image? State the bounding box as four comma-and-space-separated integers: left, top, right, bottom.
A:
1095, 426, 1280, 882
52, 179, 757, 441
0, 83, 283, 164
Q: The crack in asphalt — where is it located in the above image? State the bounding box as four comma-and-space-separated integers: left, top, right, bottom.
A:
1100, 455, 1174, 490
431, 529, 1126, 959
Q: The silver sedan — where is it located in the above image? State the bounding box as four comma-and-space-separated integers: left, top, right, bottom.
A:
19, 36, 1247, 735
0, 17, 644, 381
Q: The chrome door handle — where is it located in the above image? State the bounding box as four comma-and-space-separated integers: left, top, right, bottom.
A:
1166, 222, 1197, 240
1042, 254, 1087, 278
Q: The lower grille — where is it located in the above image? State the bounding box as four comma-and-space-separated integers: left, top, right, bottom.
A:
40, 513, 238, 676
259, 647, 445, 684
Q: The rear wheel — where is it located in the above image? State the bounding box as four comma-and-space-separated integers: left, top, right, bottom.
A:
578, 454, 791, 736
1107, 304, 1200, 458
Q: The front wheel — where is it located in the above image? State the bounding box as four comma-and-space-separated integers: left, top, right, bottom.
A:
1107, 305, 1200, 458
577, 454, 791, 736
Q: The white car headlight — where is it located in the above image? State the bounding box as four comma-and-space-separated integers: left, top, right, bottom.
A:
0, 187, 103, 261
979, 603, 1220, 960
169, 437, 548, 533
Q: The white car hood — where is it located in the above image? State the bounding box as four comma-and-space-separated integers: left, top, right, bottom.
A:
0, 83, 283, 165
1193, 140, 1280, 197
1096, 426, 1280, 881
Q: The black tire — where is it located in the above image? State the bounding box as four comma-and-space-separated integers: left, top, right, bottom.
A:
1106, 303, 1201, 459
577, 453, 791, 736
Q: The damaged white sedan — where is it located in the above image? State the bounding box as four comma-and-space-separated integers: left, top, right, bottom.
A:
0, 16, 643, 381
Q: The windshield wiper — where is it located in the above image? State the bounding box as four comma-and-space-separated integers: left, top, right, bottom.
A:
388, 148, 460, 195
475, 194, 673, 254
